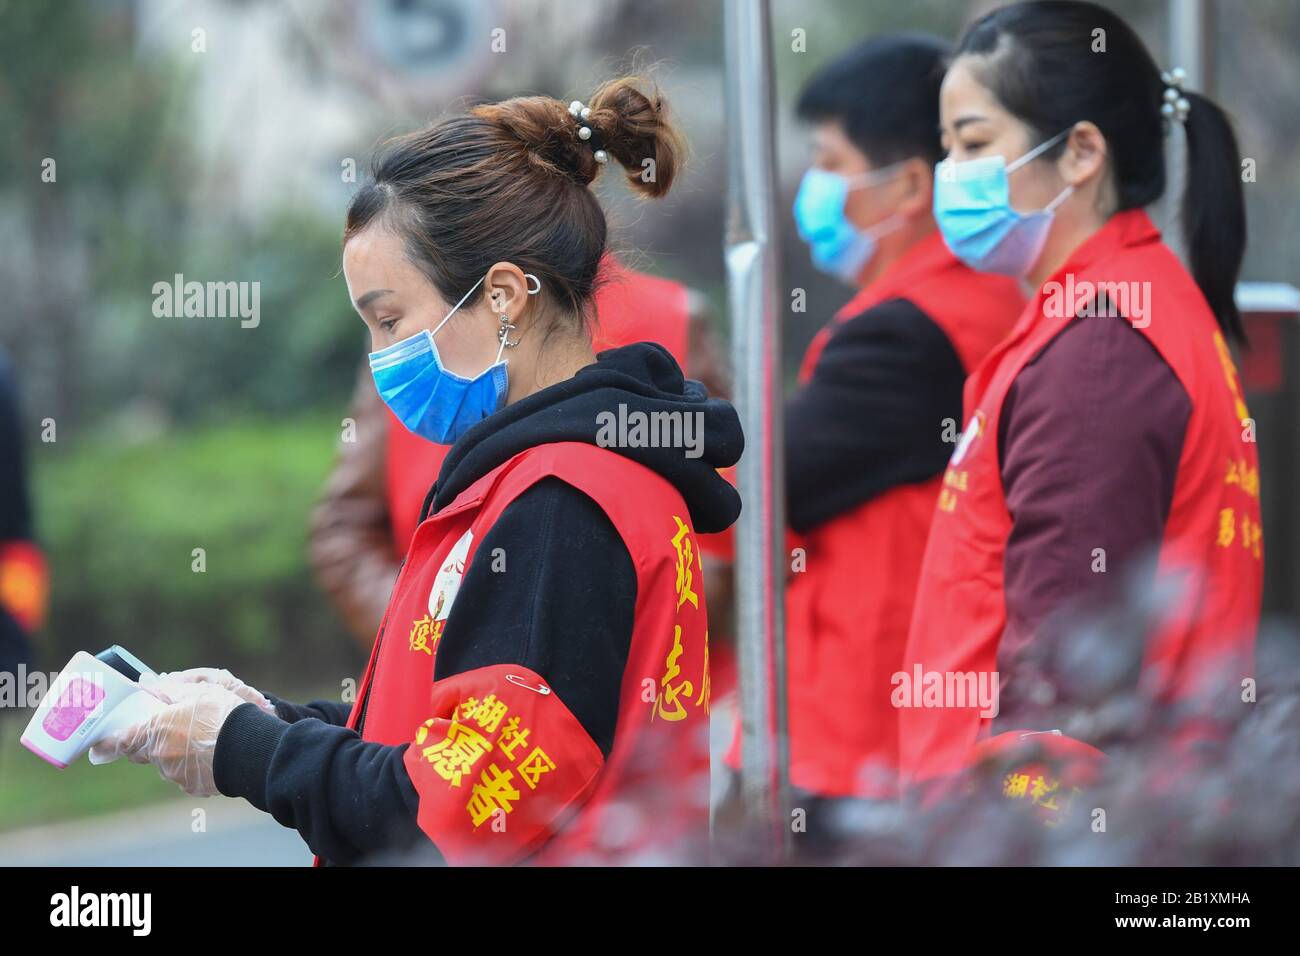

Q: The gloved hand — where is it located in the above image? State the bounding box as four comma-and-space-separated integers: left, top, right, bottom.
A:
150, 666, 276, 716
88, 679, 249, 797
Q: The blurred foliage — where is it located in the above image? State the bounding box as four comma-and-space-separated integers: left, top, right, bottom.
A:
33, 413, 366, 689
1, 0, 190, 426
0, 0, 362, 432
89, 212, 364, 428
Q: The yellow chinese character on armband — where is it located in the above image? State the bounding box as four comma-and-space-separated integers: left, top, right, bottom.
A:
498, 716, 531, 761
458, 697, 480, 720
1240, 516, 1262, 560
670, 516, 700, 612
1225, 459, 1240, 487
1003, 773, 1030, 799
466, 694, 509, 733
1216, 508, 1235, 548
654, 625, 694, 722
1243, 465, 1260, 499
518, 747, 557, 790
1029, 775, 1061, 811
415, 715, 494, 787
466, 764, 521, 827
1043, 787, 1084, 828
938, 489, 957, 513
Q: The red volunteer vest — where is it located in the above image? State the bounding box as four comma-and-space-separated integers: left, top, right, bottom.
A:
339, 441, 711, 866
901, 209, 1263, 788
724, 232, 1023, 798
385, 259, 690, 556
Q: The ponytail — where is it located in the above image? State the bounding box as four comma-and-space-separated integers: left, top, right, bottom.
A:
1181, 90, 1248, 344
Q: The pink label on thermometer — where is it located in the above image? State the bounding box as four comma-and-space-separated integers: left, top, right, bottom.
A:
42, 677, 106, 741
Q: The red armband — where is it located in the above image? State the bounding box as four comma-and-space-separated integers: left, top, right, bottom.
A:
402, 662, 605, 865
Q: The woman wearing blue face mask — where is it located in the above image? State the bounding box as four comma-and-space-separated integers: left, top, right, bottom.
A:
902, 1, 1262, 805
717, 33, 1023, 854
90, 76, 743, 866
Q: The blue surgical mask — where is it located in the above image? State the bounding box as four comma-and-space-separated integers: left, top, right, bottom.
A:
369, 273, 538, 445
933, 129, 1074, 277
794, 165, 905, 283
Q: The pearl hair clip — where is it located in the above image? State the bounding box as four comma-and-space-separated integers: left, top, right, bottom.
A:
1160, 67, 1191, 124
568, 100, 609, 164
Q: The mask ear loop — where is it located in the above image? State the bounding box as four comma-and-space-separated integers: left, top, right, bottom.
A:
431, 274, 487, 338
1004, 127, 1076, 215
493, 274, 543, 362
865, 211, 907, 240
1005, 127, 1073, 175
494, 322, 513, 362
845, 160, 907, 192
1044, 184, 1075, 213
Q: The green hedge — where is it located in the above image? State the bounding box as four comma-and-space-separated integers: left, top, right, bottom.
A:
32, 414, 367, 691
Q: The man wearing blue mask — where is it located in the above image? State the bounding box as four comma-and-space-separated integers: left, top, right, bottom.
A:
722, 33, 1025, 857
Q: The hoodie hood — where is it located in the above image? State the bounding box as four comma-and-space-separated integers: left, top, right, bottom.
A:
431, 342, 743, 533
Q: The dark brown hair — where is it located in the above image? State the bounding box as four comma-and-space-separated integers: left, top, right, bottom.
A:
344, 76, 684, 334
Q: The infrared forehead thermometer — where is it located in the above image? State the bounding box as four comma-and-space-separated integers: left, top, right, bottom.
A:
20, 646, 168, 769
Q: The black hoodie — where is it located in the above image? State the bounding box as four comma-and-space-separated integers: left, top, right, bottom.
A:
213, 343, 743, 865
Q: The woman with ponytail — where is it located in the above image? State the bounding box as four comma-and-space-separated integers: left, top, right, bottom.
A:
91, 77, 743, 865
900, 1, 1261, 799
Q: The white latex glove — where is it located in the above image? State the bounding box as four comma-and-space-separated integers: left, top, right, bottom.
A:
151, 666, 277, 716
88, 679, 247, 797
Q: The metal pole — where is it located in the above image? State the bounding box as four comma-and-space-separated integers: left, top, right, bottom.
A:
722, 0, 789, 860
1169, 0, 1213, 90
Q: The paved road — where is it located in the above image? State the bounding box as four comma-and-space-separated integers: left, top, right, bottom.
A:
0, 798, 310, 866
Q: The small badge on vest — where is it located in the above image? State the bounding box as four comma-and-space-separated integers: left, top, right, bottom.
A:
409, 528, 474, 657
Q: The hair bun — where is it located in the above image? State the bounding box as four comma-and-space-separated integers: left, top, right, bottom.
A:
583, 76, 683, 198
470, 95, 595, 185
471, 75, 684, 198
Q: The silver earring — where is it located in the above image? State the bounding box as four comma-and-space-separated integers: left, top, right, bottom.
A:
497, 313, 519, 348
